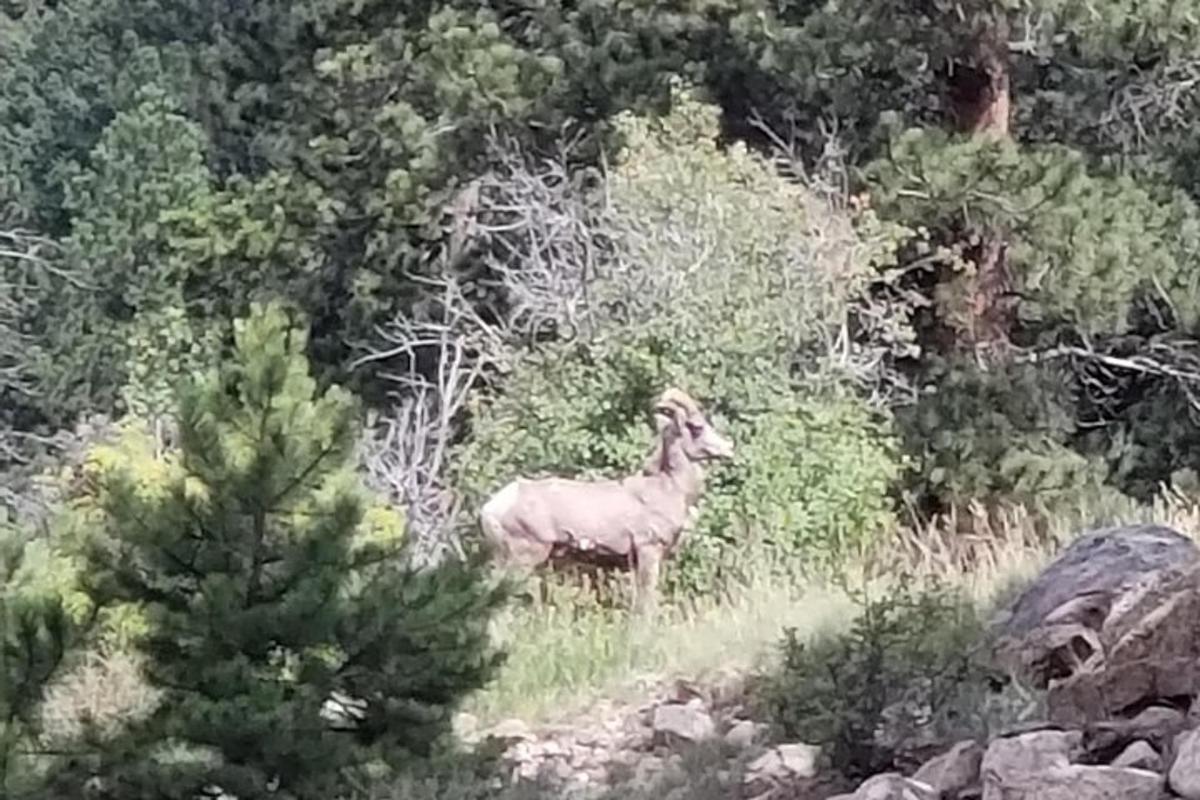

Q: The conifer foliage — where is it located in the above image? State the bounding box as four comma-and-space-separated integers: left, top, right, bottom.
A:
0, 532, 80, 799
69, 303, 506, 799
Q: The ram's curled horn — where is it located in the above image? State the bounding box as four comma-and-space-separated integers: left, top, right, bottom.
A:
654, 387, 702, 418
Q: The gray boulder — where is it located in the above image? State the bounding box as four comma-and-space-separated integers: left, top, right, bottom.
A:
994, 523, 1197, 643
913, 739, 983, 799
991, 523, 1200, 724
1170, 728, 1200, 799
827, 772, 938, 800
650, 702, 714, 744
981, 729, 1163, 800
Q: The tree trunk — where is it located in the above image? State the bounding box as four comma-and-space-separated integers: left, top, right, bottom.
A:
948, 22, 1011, 138
946, 20, 1014, 360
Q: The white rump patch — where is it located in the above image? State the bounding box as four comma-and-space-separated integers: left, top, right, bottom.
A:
481, 481, 521, 523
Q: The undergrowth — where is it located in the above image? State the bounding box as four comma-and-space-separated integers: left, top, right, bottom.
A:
468, 487, 1200, 729
33, 488, 1200, 797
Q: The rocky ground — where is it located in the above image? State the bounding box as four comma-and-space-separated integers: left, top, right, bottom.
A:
456, 522, 1200, 799
455, 666, 855, 799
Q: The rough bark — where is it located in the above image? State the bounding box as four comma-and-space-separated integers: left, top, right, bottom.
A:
947, 21, 1015, 358
949, 22, 1012, 138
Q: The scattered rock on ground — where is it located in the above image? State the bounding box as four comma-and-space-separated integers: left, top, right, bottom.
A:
981, 729, 1162, 800
912, 739, 983, 799
1083, 705, 1186, 761
724, 718, 764, 749
1111, 740, 1162, 772
742, 742, 822, 794
828, 772, 937, 800
651, 701, 715, 744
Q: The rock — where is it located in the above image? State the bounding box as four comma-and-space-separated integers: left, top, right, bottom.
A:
723, 719, 764, 749
1083, 705, 1185, 761
651, 702, 715, 744
994, 524, 1198, 643
1046, 561, 1200, 725
1171, 728, 1200, 799
830, 772, 937, 800
992, 524, 1200, 726
981, 730, 1075, 784
1111, 740, 1162, 772
912, 739, 983, 798
743, 742, 823, 794
775, 742, 822, 778
981, 729, 1163, 800
667, 677, 706, 705
1003, 766, 1162, 800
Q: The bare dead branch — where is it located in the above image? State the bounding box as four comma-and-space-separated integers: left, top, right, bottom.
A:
468, 124, 614, 343
354, 264, 513, 566
1018, 338, 1200, 423
1098, 59, 1200, 154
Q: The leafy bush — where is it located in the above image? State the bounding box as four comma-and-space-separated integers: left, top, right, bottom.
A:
454, 86, 911, 596
751, 581, 996, 778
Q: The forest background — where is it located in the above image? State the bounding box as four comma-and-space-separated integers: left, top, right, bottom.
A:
6, 1, 1200, 797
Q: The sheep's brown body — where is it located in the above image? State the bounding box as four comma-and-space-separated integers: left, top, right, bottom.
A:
479, 388, 734, 612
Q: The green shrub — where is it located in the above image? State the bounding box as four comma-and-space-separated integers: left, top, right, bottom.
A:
751, 581, 996, 778
453, 85, 910, 597
456, 337, 901, 596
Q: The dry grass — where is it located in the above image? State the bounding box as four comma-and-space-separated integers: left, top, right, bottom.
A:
39, 648, 162, 743
881, 489, 1200, 605
466, 571, 855, 726
470, 488, 1200, 728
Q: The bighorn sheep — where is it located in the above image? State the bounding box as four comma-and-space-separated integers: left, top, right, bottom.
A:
479, 388, 735, 612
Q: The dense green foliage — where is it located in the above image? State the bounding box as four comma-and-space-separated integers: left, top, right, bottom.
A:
752, 582, 997, 778
455, 92, 907, 592
5, 0, 1200, 524
5, 0, 1200, 520
0, 529, 86, 798
7, 0, 1200, 792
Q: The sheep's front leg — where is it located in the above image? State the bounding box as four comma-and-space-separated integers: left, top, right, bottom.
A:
633, 544, 663, 616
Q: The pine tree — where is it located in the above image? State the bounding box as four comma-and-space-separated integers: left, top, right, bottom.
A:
69, 302, 506, 800
716, 1, 1200, 507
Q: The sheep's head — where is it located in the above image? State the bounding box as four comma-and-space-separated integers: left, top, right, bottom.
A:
653, 388, 735, 462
